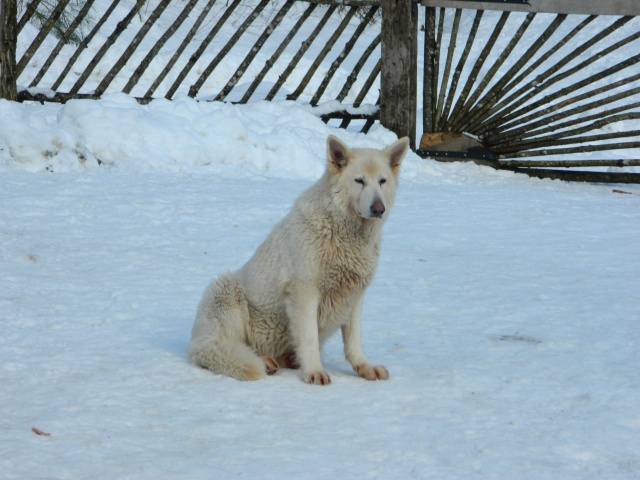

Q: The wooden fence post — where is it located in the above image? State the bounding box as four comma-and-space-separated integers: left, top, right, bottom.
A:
381, 0, 418, 148
1, 0, 18, 100
423, 6, 436, 133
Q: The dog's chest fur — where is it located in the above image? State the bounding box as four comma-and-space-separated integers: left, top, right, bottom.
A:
314, 214, 380, 332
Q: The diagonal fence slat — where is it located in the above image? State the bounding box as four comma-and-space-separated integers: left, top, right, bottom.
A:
433, 7, 459, 132
145, 0, 217, 99
188, 0, 272, 98
51, 0, 124, 92
310, 6, 378, 105
28, 0, 96, 88
123, 0, 201, 95
95, 0, 174, 96
17, 0, 43, 34
69, 0, 145, 94
353, 59, 380, 108
265, 5, 338, 101
336, 60, 381, 130
336, 32, 380, 102
17, 0, 72, 76
239, 2, 318, 103
215, 0, 295, 102
437, 9, 482, 131
165, 0, 242, 99
287, 6, 358, 101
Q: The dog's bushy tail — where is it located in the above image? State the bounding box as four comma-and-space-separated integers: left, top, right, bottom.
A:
189, 274, 266, 381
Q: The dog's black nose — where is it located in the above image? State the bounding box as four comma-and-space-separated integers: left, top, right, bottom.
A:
370, 200, 385, 218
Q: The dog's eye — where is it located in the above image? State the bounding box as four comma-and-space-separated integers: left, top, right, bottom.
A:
379, 178, 387, 185
355, 178, 365, 185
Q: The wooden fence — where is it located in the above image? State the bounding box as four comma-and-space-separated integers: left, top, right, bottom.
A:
1, 0, 383, 131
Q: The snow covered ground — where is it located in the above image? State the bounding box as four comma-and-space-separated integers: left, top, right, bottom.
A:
1, 97, 639, 479
1, 1, 640, 477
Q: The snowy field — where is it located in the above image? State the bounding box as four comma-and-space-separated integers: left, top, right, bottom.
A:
1, 1, 640, 478
1, 97, 640, 479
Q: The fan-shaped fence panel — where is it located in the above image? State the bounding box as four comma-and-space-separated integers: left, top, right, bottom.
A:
419, 1, 640, 182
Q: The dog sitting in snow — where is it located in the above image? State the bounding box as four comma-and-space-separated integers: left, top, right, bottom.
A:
190, 135, 409, 385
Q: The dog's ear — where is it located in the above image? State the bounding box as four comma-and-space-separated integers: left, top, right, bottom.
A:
327, 135, 351, 172
385, 137, 410, 172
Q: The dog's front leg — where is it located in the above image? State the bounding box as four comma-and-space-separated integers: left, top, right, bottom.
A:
342, 292, 389, 381
285, 283, 330, 385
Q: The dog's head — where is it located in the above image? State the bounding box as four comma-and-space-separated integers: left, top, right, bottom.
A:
326, 135, 409, 221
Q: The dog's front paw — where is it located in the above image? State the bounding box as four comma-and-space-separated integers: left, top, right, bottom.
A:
354, 364, 389, 381
304, 371, 331, 385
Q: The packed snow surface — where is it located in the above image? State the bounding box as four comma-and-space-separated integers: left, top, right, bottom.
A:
1, 96, 639, 479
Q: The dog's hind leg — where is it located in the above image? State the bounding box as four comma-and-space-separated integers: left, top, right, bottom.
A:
276, 351, 299, 369
189, 274, 267, 381
261, 357, 280, 375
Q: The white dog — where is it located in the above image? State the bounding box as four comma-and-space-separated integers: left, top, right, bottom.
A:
190, 135, 409, 385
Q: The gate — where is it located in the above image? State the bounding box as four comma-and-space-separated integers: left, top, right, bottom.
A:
418, 0, 640, 183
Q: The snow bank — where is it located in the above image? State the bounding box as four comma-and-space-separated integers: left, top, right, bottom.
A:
1, 95, 331, 177
1, 94, 515, 185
